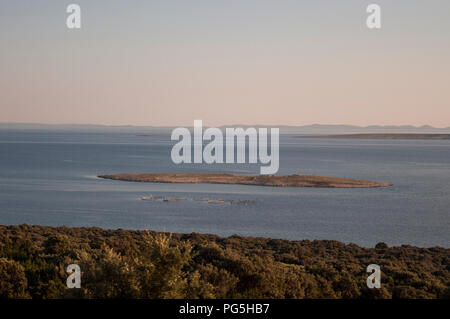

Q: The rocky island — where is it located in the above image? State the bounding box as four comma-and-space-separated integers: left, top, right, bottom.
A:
98, 173, 392, 188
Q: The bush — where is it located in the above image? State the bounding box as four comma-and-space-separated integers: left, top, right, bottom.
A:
0, 258, 28, 298
0, 225, 448, 299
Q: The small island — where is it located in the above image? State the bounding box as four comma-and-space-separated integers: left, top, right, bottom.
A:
98, 173, 392, 188
297, 133, 450, 140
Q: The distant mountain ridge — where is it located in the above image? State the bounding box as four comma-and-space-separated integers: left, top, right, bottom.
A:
1, 122, 449, 134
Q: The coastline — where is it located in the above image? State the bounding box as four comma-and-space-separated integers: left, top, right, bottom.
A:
296, 133, 450, 140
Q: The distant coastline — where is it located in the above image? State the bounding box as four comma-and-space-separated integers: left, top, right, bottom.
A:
1, 123, 450, 135
136, 134, 170, 137
297, 133, 450, 140
98, 173, 392, 188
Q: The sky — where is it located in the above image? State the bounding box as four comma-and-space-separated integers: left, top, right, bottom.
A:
1, 0, 450, 127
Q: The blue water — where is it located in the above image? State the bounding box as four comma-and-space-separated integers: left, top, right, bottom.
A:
0, 130, 449, 248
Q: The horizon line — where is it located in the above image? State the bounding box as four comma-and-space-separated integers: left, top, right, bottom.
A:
1, 122, 450, 129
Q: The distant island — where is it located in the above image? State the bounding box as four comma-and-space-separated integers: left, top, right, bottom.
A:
2, 123, 450, 135
136, 134, 170, 137
98, 173, 392, 188
297, 133, 450, 140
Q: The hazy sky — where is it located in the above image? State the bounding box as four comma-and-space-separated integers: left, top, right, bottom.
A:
1, 1, 449, 127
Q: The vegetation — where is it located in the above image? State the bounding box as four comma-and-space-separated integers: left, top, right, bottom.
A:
0, 225, 448, 299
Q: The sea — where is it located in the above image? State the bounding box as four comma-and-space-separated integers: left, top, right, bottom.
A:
0, 129, 449, 248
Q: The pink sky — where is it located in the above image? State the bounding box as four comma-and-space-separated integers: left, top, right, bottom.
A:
1, 1, 449, 127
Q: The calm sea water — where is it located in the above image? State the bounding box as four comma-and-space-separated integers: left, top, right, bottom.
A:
0, 130, 449, 248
